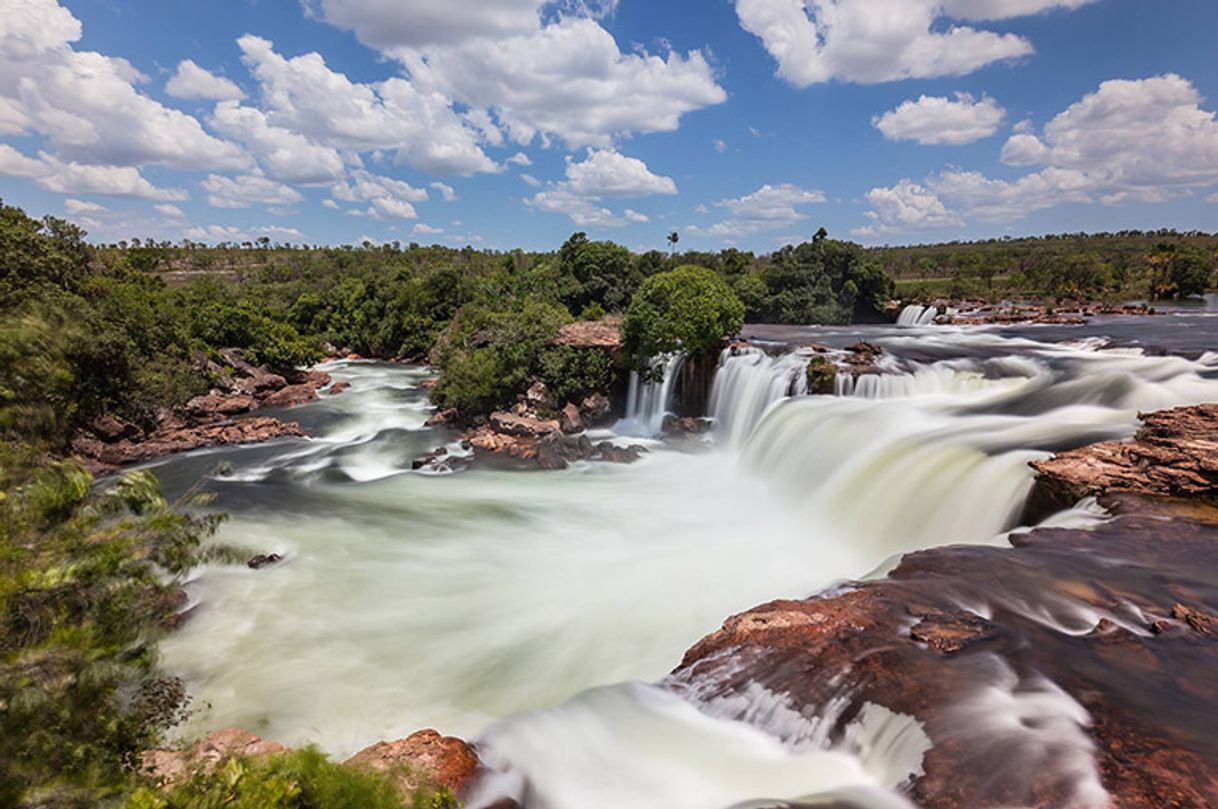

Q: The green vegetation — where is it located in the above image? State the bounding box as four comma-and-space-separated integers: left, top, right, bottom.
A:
124, 748, 456, 809
874, 230, 1217, 302
623, 266, 745, 372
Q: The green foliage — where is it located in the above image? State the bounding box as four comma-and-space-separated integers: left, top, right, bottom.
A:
538, 346, 614, 406
623, 265, 745, 370
761, 240, 892, 325
123, 747, 455, 809
0, 462, 225, 807
558, 233, 639, 313
1149, 243, 1214, 300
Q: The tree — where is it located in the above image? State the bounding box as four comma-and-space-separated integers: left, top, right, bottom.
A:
667, 231, 680, 257
623, 265, 744, 371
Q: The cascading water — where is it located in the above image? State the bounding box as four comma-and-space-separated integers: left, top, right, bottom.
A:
896, 304, 938, 327
151, 321, 1218, 809
616, 353, 685, 436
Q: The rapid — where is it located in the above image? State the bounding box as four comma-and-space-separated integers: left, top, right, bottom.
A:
150, 314, 1218, 809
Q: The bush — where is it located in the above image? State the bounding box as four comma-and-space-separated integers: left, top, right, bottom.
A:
538, 346, 614, 406
623, 265, 744, 370
123, 747, 456, 809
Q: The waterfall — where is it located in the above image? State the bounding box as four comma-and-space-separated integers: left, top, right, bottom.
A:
708, 347, 810, 447
617, 354, 685, 437
897, 304, 938, 327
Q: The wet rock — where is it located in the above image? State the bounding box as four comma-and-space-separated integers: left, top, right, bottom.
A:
328, 381, 352, 396
674, 494, 1218, 808
186, 393, 257, 418
805, 355, 838, 395
247, 553, 283, 570
141, 728, 286, 788
525, 380, 555, 410
88, 413, 141, 443
489, 412, 560, 438
234, 371, 287, 397
536, 432, 595, 470
663, 415, 713, 436
580, 392, 612, 424
1032, 403, 1218, 509
73, 417, 304, 472
261, 384, 320, 409
346, 729, 479, 795
426, 408, 458, 427
596, 442, 647, 464
560, 403, 584, 434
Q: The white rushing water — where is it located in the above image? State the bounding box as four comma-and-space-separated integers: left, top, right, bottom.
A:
616, 353, 685, 437
153, 328, 1218, 808
896, 304, 939, 327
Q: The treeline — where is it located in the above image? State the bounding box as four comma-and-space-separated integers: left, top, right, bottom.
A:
874, 230, 1218, 301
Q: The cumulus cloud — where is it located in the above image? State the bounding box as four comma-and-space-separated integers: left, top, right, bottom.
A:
0, 1, 248, 171
64, 198, 106, 215
507, 152, 532, 166
430, 181, 457, 202
874, 93, 1006, 145
309, 1, 725, 148
184, 223, 306, 243
735, 0, 1043, 86
942, 0, 1097, 20
860, 74, 1218, 233
525, 148, 676, 227
236, 35, 498, 176
202, 173, 303, 209
166, 60, 246, 101
0, 144, 188, 199
207, 101, 346, 185
331, 169, 429, 220
690, 183, 826, 237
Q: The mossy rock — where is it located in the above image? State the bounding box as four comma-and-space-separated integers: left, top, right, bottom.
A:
806, 356, 838, 395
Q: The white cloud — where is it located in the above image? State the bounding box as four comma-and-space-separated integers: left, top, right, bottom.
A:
321, 198, 340, 209
520, 173, 542, 187
691, 183, 826, 237
331, 169, 429, 220
412, 223, 444, 235
858, 179, 965, 234
874, 93, 1006, 145
624, 208, 649, 223
0, 144, 188, 199
155, 203, 186, 219
166, 60, 246, 101
236, 35, 497, 176
184, 223, 306, 243
507, 152, 532, 166
525, 149, 676, 227
309, 2, 725, 149
713, 139, 727, 153
735, 0, 1040, 86
430, 181, 457, 202
208, 101, 345, 185
863, 74, 1218, 233
202, 173, 303, 209
64, 198, 106, 214
0, 1, 249, 171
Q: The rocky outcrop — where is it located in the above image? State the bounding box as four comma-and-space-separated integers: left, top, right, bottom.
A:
72, 349, 339, 471
345, 729, 480, 794
553, 318, 622, 349
142, 727, 480, 801
674, 493, 1218, 809
72, 416, 304, 472
896, 298, 1158, 326
463, 423, 646, 470
489, 412, 561, 438
1031, 404, 1218, 512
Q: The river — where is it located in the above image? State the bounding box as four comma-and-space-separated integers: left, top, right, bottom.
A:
149, 312, 1218, 809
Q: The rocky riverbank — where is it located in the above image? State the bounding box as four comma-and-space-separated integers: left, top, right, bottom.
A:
71, 348, 341, 472
670, 402, 1218, 808
891, 298, 1158, 326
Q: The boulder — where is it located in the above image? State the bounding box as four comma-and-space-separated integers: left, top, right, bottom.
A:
346, 729, 480, 795
489, 412, 560, 438
260, 384, 319, 409
89, 413, 140, 443
580, 392, 612, 424
185, 393, 257, 418
559, 403, 584, 434
662, 415, 713, 436
141, 728, 285, 788
525, 381, 555, 410
247, 553, 283, 570
328, 381, 352, 396
596, 442, 647, 464
426, 408, 458, 427
536, 433, 595, 470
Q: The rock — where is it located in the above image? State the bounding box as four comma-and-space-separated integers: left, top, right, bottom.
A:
426, 408, 458, 427
1031, 403, 1218, 511
89, 413, 140, 443
185, 393, 257, 417
525, 381, 554, 410
141, 728, 286, 788
559, 403, 584, 434
805, 355, 838, 395
328, 381, 351, 396
662, 415, 712, 436
536, 433, 595, 470
74, 417, 305, 471
580, 392, 612, 424
234, 371, 287, 397
287, 369, 332, 389
489, 412, 560, 438
260, 384, 319, 409
346, 729, 479, 795
553, 318, 622, 349
596, 442, 647, 464
247, 553, 283, 570
673, 494, 1218, 809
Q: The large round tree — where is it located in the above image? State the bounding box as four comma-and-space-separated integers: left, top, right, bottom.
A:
623, 265, 745, 371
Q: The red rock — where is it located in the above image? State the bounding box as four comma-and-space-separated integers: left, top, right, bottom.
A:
89, 413, 140, 443
328, 381, 352, 396
580, 392, 612, 425
559, 403, 584, 434
141, 728, 285, 787
186, 393, 257, 417
489, 412, 560, 438
553, 318, 622, 348
260, 384, 319, 409
346, 730, 479, 795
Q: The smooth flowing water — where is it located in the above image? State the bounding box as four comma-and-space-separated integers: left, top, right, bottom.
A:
151, 316, 1218, 809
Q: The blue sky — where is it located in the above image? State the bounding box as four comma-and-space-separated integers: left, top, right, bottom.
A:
0, 0, 1215, 252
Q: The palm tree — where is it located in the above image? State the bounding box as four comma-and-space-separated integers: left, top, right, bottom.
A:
667, 231, 679, 258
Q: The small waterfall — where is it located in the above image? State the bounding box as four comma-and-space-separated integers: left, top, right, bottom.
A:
897, 304, 938, 327
708, 347, 810, 447
836, 364, 1031, 400
617, 354, 686, 436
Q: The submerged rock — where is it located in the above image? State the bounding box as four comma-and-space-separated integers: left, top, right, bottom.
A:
247, 553, 283, 570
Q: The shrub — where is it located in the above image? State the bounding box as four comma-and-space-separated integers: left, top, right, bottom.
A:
623, 265, 744, 371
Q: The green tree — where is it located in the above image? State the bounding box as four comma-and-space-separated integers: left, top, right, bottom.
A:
623, 265, 744, 371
